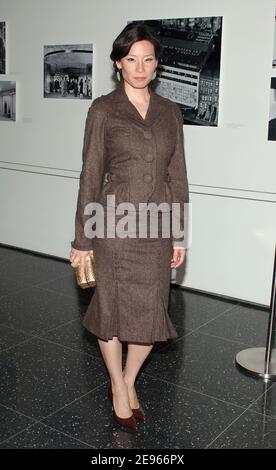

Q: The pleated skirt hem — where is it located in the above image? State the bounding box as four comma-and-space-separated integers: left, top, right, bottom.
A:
82, 317, 178, 343
81, 225, 177, 344
82, 283, 178, 344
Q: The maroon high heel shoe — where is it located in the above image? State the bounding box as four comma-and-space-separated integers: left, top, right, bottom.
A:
107, 383, 138, 431
108, 383, 146, 423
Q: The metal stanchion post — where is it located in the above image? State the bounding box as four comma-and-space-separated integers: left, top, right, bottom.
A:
235, 244, 276, 381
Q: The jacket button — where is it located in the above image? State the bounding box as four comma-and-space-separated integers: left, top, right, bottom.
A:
143, 131, 152, 139
143, 174, 153, 183
144, 153, 154, 162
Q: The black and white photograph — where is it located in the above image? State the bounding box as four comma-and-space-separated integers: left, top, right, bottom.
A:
0, 21, 6, 74
268, 77, 276, 140
131, 17, 222, 126
272, 7, 276, 67
0, 81, 16, 121
44, 43, 93, 99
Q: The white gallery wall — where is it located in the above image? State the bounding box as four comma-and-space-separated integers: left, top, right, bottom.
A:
0, 0, 276, 305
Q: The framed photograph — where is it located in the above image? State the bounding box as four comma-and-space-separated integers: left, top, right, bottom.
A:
0, 81, 16, 121
0, 21, 6, 74
44, 44, 93, 99
268, 77, 276, 140
130, 17, 223, 126
272, 7, 276, 67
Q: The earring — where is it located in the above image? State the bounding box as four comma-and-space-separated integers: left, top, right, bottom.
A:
116, 69, 121, 81
151, 70, 157, 81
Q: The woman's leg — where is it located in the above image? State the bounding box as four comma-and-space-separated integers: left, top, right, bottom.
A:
123, 343, 154, 408
98, 336, 132, 418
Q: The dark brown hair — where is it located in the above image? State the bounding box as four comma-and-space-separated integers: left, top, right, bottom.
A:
110, 22, 163, 73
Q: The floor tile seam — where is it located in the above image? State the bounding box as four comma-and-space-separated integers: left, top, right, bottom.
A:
0, 286, 39, 300
0, 401, 39, 424
173, 289, 266, 311
204, 383, 276, 448
38, 381, 110, 424
154, 323, 252, 353
141, 371, 253, 411
27, 334, 103, 361
0, 319, 80, 339
186, 329, 259, 348
217, 302, 269, 315
28, 317, 82, 336
152, 329, 195, 353
153, 318, 234, 352
0, 321, 90, 354
0, 330, 102, 362
0, 405, 54, 447
33, 283, 87, 301
238, 406, 276, 421
239, 382, 276, 419
172, 302, 239, 324
0, 418, 97, 449
204, 406, 252, 448
32, 283, 87, 301
0, 273, 74, 300
171, 303, 241, 331
29, 421, 98, 449
0, 382, 109, 447
0, 422, 43, 447
0, 336, 38, 354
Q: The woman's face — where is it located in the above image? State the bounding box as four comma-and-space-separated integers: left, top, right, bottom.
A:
116, 40, 158, 89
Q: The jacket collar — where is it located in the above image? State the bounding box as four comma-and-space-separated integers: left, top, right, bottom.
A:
112, 81, 164, 127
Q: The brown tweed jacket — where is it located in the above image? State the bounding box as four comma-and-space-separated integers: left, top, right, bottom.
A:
72, 81, 189, 251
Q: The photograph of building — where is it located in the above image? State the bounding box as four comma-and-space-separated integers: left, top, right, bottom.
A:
134, 17, 222, 126
0, 81, 16, 121
268, 77, 276, 140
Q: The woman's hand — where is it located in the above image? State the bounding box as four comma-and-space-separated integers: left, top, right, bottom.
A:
171, 248, 186, 269
69, 247, 94, 277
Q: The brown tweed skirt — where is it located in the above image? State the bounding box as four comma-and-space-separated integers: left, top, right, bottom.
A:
82, 209, 178, 343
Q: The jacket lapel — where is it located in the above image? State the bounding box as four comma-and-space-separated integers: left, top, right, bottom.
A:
112, 81, 165, 128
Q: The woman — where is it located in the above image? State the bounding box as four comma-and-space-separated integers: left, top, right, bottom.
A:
70, 22, 189, 432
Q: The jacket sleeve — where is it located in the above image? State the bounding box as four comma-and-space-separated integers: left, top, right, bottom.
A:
168, 103, 189, 249
71, 98, 107, 251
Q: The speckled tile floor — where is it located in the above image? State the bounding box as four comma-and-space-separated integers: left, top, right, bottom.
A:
0, 244, 275, 449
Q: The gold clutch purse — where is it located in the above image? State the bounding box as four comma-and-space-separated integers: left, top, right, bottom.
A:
73, 253, 96, 289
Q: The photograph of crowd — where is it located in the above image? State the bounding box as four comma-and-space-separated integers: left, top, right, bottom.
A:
44, 44, 93, 99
